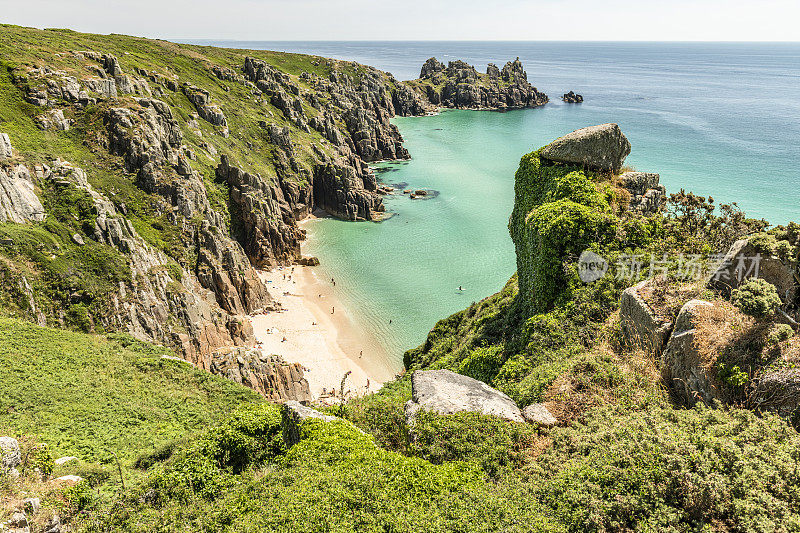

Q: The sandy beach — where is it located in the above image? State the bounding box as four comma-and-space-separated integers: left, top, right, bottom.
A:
250, 261, 397, 401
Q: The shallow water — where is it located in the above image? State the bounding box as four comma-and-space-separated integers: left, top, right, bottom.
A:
195, 41, 800, 366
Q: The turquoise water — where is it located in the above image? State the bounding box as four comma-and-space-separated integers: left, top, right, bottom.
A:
195, 41, 800, 366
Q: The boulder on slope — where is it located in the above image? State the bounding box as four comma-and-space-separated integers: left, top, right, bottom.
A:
661, 299, 716, 406
539, 123, 631, 172
404, 369, 524, 422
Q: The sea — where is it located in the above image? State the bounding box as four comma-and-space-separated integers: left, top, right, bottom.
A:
188, 41, 800, 367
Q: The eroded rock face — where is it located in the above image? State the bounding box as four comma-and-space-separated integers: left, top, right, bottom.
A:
708, 238, 798, 303
620, 172, 666, 215
404, 369, 524, 422
417, 57, 548, 110
661, 299, 716, 406
620, 280, 673, 354
210, 348, 311, 402
539, 123, 631, 172
0, 163, 46, 224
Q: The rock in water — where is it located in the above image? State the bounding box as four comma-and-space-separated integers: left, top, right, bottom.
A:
0, 436, 21, 472
539, 123, 631, 172
404, 369, 524, 422
562, 91, 583, 103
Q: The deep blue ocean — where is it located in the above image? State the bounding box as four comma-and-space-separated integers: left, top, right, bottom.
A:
187, 40, 800, 360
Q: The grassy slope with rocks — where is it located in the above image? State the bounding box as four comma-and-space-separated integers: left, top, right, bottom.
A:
2, 27, 800, 533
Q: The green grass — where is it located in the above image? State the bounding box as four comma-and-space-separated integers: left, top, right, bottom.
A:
0, 317, 261, 464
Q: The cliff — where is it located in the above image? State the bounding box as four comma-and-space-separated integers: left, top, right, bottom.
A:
408, 57, 548, 110
0, 25, 429, 400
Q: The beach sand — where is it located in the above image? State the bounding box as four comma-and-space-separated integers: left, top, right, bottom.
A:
250, 264, 397, 401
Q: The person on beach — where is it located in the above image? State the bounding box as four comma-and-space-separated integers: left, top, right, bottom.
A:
359, 350, 363, 358
282, 336, 287, 342
332, 306, 335, 314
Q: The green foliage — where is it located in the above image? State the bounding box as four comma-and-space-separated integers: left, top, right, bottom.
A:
408, 410, 537, 479
509, 153, 620, 313
732, 278, 782, 318
64, 480, 97, 512
536, 406, 800, 531
769, 324, 795, 345
717, 362, 749, 389
0, 317, 261, 465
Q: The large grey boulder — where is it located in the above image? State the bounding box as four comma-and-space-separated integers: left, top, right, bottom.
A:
662, 299, 716, 406
0, 436, 21, 472
404, 369, 524, 422
708, 238, 797, 302
281, 400, 337, 447
620, 280, 673, 355
539, 123, 631, 172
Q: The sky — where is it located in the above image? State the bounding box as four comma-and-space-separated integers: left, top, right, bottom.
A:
0, 0, 798, 41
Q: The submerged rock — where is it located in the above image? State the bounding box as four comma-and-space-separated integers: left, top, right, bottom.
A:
539, 123, 631, 172
404, 369, 524, 422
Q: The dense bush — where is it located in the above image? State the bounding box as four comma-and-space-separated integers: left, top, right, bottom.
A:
732, 278, 782, 318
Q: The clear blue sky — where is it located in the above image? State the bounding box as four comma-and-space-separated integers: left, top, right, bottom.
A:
1, 0, 798, 41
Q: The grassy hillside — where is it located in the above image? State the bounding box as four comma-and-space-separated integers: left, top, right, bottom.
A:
0, 317, 261, 463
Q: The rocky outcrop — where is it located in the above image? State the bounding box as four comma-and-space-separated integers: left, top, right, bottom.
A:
215, 155, 306, 266
209, 348, 311, 402
35, 109, 72, 131
183, 85, 228, 130
540, 123, 631, 172
404, 369, 524, 422
620, 171, 666, 215
0, 135, 46, 224
562, 91, 583, 103
708, 238, 798, 302
539, 124, 631, 172
415, 57, 548, 110
661, 299, 716, 406
0, 436, 21, 473
620, 280, 674, 354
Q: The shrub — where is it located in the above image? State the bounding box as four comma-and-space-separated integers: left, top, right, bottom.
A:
732, 278, 782, 318
408, 410, 537, 478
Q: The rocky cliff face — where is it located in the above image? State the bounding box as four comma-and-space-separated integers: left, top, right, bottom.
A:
0, 32, 430, 402
412, 57, 548, 110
